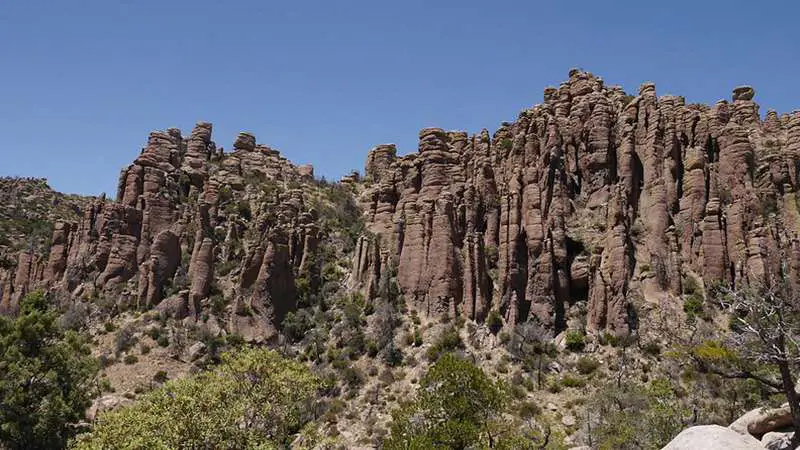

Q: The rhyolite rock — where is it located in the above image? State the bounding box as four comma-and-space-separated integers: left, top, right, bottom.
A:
4, 70, 800, 349
353, 70, 800, 336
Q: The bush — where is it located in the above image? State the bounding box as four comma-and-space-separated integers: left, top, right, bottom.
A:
124, 354, 139, 365
565, 329, 586, 352
140, 344, 151, 355
342, 366, 364, 389
366, 340, 379, 357
426, 327, 464, 361
683, 295, 704, 319
642, 341, 661, 356
282, 310, 312, 342
384, 344, 404, 368
385, 354, 507, 449
576, 356, 600, 375
156, 334, 170, 348
152, 370, 168, 384
486, 310, 503, 334
561, 374, 586, 388
413, 328, 423, 347
59, 301, 90, 331
73, 348, 320, 449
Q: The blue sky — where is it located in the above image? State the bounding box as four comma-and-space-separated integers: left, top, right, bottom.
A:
1, 1, 798, 195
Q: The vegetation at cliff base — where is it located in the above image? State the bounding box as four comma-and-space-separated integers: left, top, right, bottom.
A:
0, 291, 99, 450
72, 347, 319, 449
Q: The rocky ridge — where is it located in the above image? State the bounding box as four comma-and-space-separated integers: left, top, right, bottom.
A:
3, 69, 800, 341
1, 70, 800, 448
354, 70, 800, 338
0, 123, 326, 344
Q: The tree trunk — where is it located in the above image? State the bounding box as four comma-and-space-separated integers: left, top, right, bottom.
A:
777, 360, 800, 447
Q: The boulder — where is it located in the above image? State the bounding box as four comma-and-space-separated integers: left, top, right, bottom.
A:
662, 425, 764, 450
730, 405, 793, 436
761, 430, 795, 450
86, 394, 134, 421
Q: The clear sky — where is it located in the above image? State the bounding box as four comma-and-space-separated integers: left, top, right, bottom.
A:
1, 1, 798, 196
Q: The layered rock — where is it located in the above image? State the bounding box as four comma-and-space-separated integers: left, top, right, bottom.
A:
354, 70, 800, 336
1, 121, 320, 346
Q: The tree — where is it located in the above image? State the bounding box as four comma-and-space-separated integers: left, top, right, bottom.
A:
692, 279, 800, 447
0, 291, 99, 450
384, 353, 557, 449
385, 353, 507, 449
584, 378, 690, 450
73, 347, 319, 449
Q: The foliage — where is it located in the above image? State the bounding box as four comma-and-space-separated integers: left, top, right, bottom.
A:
0, 291, 99, 450
282, 309, 313, 343
73, 348, 320, 449
585, 378, 689, 450
114, 324, 138, 354
486, 310, 503, 335
576, 356, 600, 375
425, 327, 464, 361
385, 353, 507, 449
691, 281, 800, 446
682, 295, 704, 321
565, 329, 586, 352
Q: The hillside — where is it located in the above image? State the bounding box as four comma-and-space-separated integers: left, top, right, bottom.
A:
1, 69, 799, 449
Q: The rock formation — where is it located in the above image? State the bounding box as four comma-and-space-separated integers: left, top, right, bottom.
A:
0, 121, 320, 343
354, 69, 800, 336
2, 69, 800, 343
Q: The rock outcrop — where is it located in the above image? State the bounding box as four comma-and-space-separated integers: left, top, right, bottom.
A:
0, 121, 321, 343
3, 70, 800, 344
355, 70, 800, 336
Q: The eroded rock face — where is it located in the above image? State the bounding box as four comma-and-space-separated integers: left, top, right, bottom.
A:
4, 70, 800, 346
354, 70, 800, 336
1, 120, 318, 346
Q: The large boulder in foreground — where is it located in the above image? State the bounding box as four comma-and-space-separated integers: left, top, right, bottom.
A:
662, 425, 764, 450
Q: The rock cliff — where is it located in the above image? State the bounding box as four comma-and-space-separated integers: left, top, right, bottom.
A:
354, 69, 800, 336
2, 69, 800, 342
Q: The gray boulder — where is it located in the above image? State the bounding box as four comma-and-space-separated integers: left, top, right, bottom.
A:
662, 425, 764, 450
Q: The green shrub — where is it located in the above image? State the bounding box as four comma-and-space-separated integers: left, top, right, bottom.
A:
498, 331, 510, 344
115, 325, 138, 354
0, 292, 99, 449
156, 334, 170, 348
366, 340, 379, 357
73, 348, 319, 449
152, 370, 168, 384
342, 366, 364, 389
413, 328, 423, 347
384, 343, 404, 367
561, 374, 586, 388
486, 310, 503, 334
124, 354, 139, 365
384, 354, 508, 449
426, 327, 464, 361
565, 329, 586, 352
683, 295, 704, 319
642, 341, 661, 356
576, 356, 600, 375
